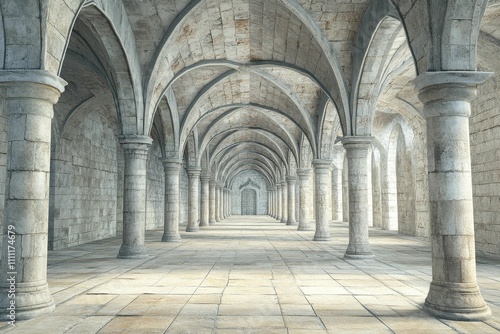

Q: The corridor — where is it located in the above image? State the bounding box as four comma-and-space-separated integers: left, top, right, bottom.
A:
1, 216, 499, 333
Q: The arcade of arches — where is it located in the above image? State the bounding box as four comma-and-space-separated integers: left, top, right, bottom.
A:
0, 0, 500, 329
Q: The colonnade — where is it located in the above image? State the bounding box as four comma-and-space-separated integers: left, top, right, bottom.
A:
0, 71, 491, 322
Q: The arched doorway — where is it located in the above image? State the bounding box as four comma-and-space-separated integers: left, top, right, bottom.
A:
241, 189, 257, 215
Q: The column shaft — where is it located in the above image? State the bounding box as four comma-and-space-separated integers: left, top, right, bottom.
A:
415, 71, 491, 321
280, 180, 288, 223
186, 169, 201, 232
287, 176, 297, 225
297, 169, 313, 231
276, 185, 282, 221
200, 176, 210, 227
332, 165, 343, 222
343, 137, 374, 259
209, 180, 216, 225
313, 160, 332, 241
161, 159, 182, 242
0, 71, 65, 321
215, 185, 221, 222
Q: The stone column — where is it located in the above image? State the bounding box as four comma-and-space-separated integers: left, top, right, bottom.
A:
286, 176, 297, 225
343, 137, 374, 259
331, 163, 343, 222
280, 180, 288, 224
297, 169, 313, 231
224, 189, 228, 218
269, 189, 274, 218
119, 135, 153, 259
220, 188, 224, 219
414, 71, 492, 321
161, 158, 182, 242
209, 180, 216, 225
0, 70, 65, 320
215, 184, 221, 222
186, 168, 201, 232
200, 175, 210, 227
226, 189, 231, 217
276, 184, 282, 221
313, 160, 332, 241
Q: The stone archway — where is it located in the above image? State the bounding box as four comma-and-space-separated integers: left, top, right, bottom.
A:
241, 188, 257, 215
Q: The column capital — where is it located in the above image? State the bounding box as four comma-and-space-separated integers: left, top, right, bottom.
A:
286, 175, 297, 183
161, 157, 183, 170
119, 135, 153, 152
276, 183, 282, 189
200, 175, 211, 182
414, 71, 493, 118
342, 136, 373, 147
312, 159, 332, 173
296, 169, 311, 181
187, 167, 202, 177
0, 69, 67, 94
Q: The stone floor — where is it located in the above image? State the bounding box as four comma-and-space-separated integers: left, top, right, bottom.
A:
1, 216, 500, 333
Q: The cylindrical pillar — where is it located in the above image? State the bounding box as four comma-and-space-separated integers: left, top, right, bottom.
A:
276, 184, 282, 221
200, 175, 210, 227
218, 184, 224, 220
161, 158, 182, 242
280, 180, 288, 224
286, 176, 297, 225
209, 180, 216, 225
297, 169, 313, 231
414, 71, 492, 321
332, 164, 343, 222
118, 135, 153, 259
0, 70, 65, 320
343, 137, 374, 259
313, 160, 332, 241
215, 184, 221, 222
186, 168, 201, 232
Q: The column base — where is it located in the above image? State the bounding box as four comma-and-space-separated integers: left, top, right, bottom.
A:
209, 219, 216, 225
424, 282, 491, 321
186, 226, 200, 232
161, 233, 182, 242
280, 219, 287, 224
313, 235, 331, 241
286, 220, 298, 226
117, 245, 148, 259
344, 252, 375, 260
199, 222, 209, 227
0, 281, 55, 321
297, 225, 314, 231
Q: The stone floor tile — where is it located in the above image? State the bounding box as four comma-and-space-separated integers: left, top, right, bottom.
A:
64, 316, 113, 334
216, 315, 285, 329
98, 315, 174, 333
280, 304, 316, 316
178, 303, 218, 316
218, 303, 282, 316
380, 316, 457, 334
283, 316, 326, 329
321, 316, 391, 333
2, 217, 499, 333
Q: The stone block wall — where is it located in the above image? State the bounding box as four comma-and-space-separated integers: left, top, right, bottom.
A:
49, 109, 120, 250
146, 140, 164, 230
470, 66, 500, 257
230, 170, 269, 215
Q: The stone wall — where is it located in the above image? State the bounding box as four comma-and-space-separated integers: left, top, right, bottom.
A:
231, 170, 269, 215
49, 109, 120, 250
470, 56, 500, 257
146, 140, 164, 230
